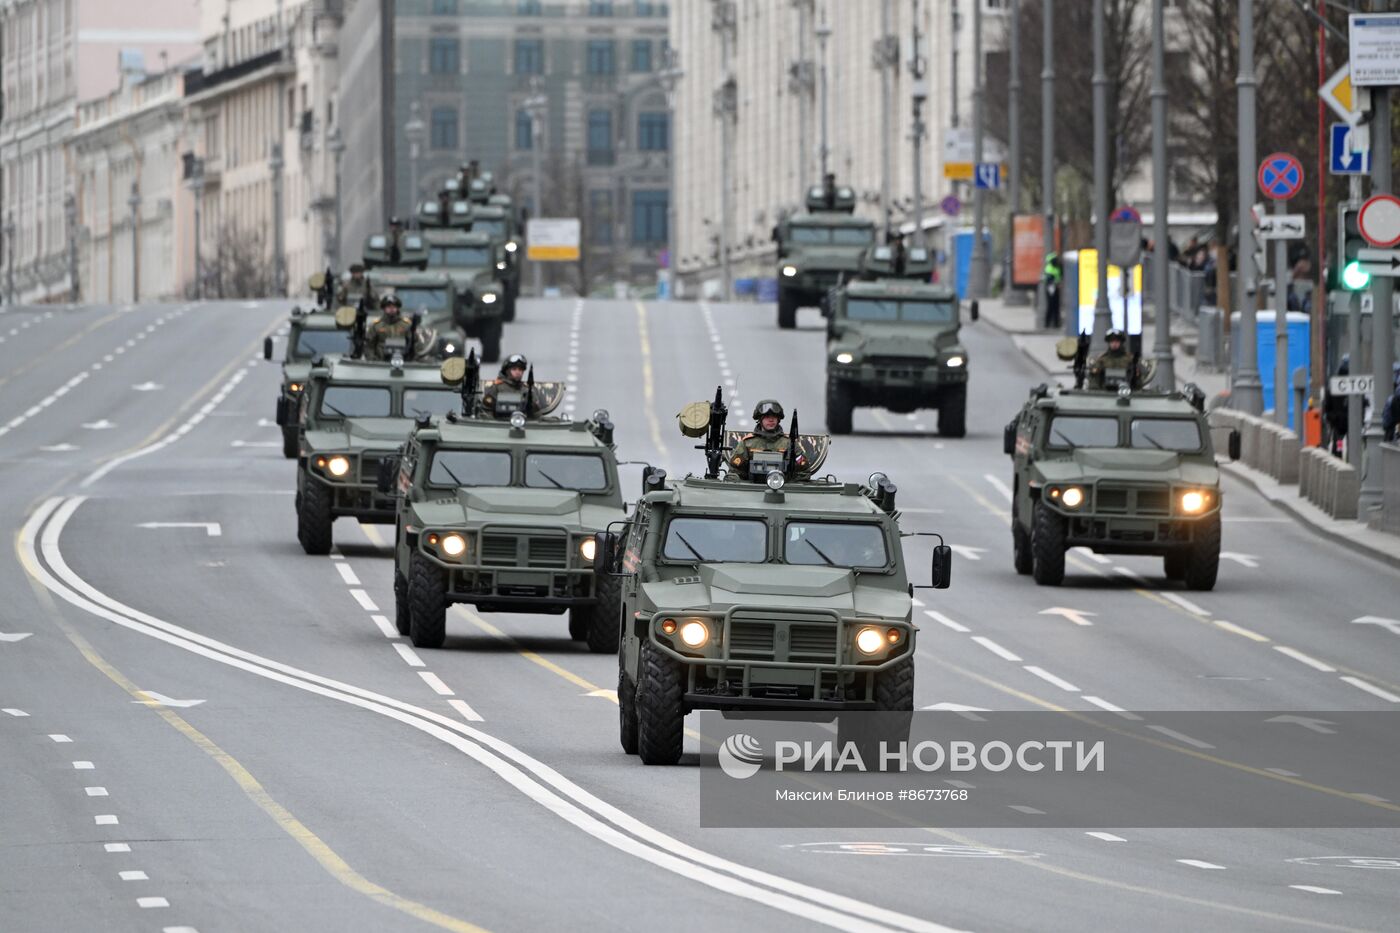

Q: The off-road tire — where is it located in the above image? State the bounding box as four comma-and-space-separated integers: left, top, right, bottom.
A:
826, 379, 854, 435
1163, 551, 1188, 581
875, 656, 915, 711
479, 318, 502, 363
1183, 514, 1221, 591
635, 642, 684, 765
1031, 502, 1066, 586
281, 424, 298, 459
777, 290, 798, 329
938, 385, 967, 438
408, 552, 448, 649
394, 566, 411, 636
1012, 517, 1034, 575
568, 612, 588, 642
585, 571, 622, 654
296, 477, 334, 556
618, 665, 639, 755
502, 291, 517, 323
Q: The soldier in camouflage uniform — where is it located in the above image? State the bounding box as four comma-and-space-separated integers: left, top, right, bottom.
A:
335, 263, 376, 308
364, 293, 426, 361
728, 400, 807, 479
482, 353, 531, 416
1088, 329, 1138, 390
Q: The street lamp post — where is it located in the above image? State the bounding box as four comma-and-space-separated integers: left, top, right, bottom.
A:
1149, 0, 1174, 390
1004, 0, 1025, 305
329, 128, 345, 271
1038, 0, 1055, 326
791, 0, 815, 189
713, 0, 737, 302
877, 0, 895, 239
404, 101, 426, 217
128, 182, 142, 303
1232, 0, 1264, 414
968, 0, 989, 298
190, 158, 205, 300
909, 0, 927, 248
270, 141, 286, 296
4, 212, 14, 306
1091, 0, 1111, 350
523, 84, 548, 296
657, 49, 684, 300
815, 15, 831, 179
65, 193, 78, 303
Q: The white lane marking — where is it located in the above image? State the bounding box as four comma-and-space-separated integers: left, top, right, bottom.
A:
970, 636, 1021, 662
85, 786, 109, 796
134, 691, 205, 709
334, 563, 360, 586
1266, 768, 1300, 777
1264, 715, 1336, 734
348, 589, 379, 612
1218, 552, 1259, 569
24, 498, 967, 933
95, 815, 118, 825
39, 443, 80, 452
982, 474, 1014, 502
48, 734, 72, 742
136, 897, 169, 908
1339, 676, 1400, 703
120, 870, 149, 881
105, 843, 131, 853
1022, 666, 1079, 692
923, 610, 969, 633
449, 699, 485, 723
419, 671, 454, 696
1158, 592, 1209, 616
1288, 885, 1341, 895
0, 371, 91, 439
1212, 619, 1270, 643
910, 597, 924, 607
1351, 615, 1400, 635
1177, 860, 1227, 870
1272, 646, 1336, 673
948, 545, 985, 561
136, 522, 223, 536
369, 614, 397, 638
73, 761, 94, 770
1350, 793, 1390, 803
392, 643, 425, 668
920, 704, 988, 718
1008, 805, 1045, 815
1038, 607, 1095, 627
1113, 567, 1148, 585
1147, 726, 1215, 750
2, 708, 29, 716
1085, 832, 1126, 843
1071, 547, 1113, 565
1081, 696, 1142, 720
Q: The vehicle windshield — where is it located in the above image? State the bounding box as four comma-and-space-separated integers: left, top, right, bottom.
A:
391, 287, 450, 312
1130, 418, 1203, 452
1046, 415, 1119, 449
470, 220, 507, 237
846, 299, 956, 324
428, 449, 512, 487
524, 453, 609, 492
293, 329, 350, 359
319, 385, 392, 418
784, 522, 889, 568
661, 517, 767, 563
428, 246, 492, 268
403, 389, 464, 418
789, 225, 875, 246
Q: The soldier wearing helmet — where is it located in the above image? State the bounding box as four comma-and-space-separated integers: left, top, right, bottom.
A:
482, 353, 533, 416
336, 263, 376, 308
364, 292, 423, 361
728, 400, 807, 479
1088, 329, 1137, 390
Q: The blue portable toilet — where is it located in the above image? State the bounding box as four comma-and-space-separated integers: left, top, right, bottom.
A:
756, 278, 779, 302
950, 227, 992, 299
1231, 310, 1310, 428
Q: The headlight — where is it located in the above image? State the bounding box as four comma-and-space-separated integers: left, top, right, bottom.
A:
510, 411, 527, 429
327, 456, 350, 477
678, 619, 709, 648
579, 537, 597, 561
441, 533, 467, 557
782, 264, 798, 277
481, 292, 498, 304
1060, 486, 1085, 509
765, 470, 786, 490
442, 342, 457, 354
496, 261, 507, 270
945, 355, 965, 368
505, 241, 518, 253
1180, 490, 1208, 514
835, 352, 855, 365
855, 626, 885, 655
288, 382, 303, 393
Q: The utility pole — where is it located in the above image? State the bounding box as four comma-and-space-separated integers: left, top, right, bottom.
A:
1361, 82, 1394, 512
65, 193, 78, 303
909, 0, 928, 247
404, 101, 426, 218
1232, 0, 1264, 414
950, 0, 959, 129
969, 0, 989, 297
1150, 0, 1174, 389
792, 0, 814, 189
524, 82, 547, 296
4, 212, 14, 305
1004, 0, 1025, 305
713, 0, 737, 302
191, 158, 205, 299
816, 13, 831, 178
328, 128, 345, 270
658, 47, 683, 299
1091, 0, 1111, 350
1347, 177, 1364, 469
128, 182, 142, 302
1038, 0, 1055, 324
877, 0, 895, 239
270, 141, 286, 296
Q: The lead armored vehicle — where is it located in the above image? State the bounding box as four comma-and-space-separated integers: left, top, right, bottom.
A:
772, 174, 876, 329
388, 354, 628, 651
824, 242, 974, 437
594, 391, 951, 765
266, 282, 351, 458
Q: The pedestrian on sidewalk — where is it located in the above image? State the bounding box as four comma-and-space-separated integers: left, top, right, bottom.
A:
1042, 252, 1062, 330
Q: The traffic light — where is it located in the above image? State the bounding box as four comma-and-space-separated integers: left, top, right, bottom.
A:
1338, 203, 1370, 290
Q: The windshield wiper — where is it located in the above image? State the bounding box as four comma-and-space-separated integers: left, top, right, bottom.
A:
1138, 433, 1166, 450
803, 538, 837, 567
672, 531, 707, 562
437, 460, 465, 487
533, 469, 566, 489
322, 401, 349, 418
1051, 428, 1078, 449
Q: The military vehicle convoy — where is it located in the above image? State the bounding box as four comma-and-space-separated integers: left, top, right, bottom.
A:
593, 391, 951, 765
266, 278, 350, 458
824, 241, 974, 437
772, 174, 876, 329
419, 228, 507, 362
386, 355, 627, 651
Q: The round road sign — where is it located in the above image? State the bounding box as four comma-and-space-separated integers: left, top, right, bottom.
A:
1359, 194, 1400, 248
1257, 152, 1304, 200
1110, 204, 1142, 224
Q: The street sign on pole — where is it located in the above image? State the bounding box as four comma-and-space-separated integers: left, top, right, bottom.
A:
1320, 63, 1370, 125
1358, 194, 1400, 247
1330, 122, 1371, 175
973, 162, 1001, 190
940, 194, 961, 217
1257, 153, 1304, 200
1257, 214, 1306, 240
525, 218, 581, 261
1349, 14, 1400, 87
1357, 246, 1400, 275
1330, 374, 1375, 395
1107, 204, 1142, 268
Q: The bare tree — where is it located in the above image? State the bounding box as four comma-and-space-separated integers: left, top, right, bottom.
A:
205, 223, 277, 298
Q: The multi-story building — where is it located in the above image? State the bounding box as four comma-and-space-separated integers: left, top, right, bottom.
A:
0, 0, 199, 303
338, 0, 672, 291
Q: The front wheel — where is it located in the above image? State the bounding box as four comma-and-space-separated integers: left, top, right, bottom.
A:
1182, 514, 1221, 591
826, 379, 854, 435
635, 642, 684, 765
619, 664, 639, 755
1012, 518, 1034, 575
479, 318, 502, 363
296, 477, 333, 555
585, 572, 622, 654
938, 385, 967, 438
1031, 502, 1066, 586
394, 566, 410, 636
281, 425, 298, 459
408, 552, 448, 649
777, 290, 798, 329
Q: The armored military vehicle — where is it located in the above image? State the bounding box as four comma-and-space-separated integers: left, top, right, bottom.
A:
1004, 368, 1240, 589
294, 353, 465, 554
265, 278, 353, 458
386, 355, 627, 651
464, 199, 522, 322
593, 390, 951, 765
420, 228, 508, 362
772, 174, 877, 329
824, 242, 975, 437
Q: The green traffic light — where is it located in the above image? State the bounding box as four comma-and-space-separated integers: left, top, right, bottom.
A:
1343, 260, 1371, 291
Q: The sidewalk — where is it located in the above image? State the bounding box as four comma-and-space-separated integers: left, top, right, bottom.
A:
978, 296, 1400, 569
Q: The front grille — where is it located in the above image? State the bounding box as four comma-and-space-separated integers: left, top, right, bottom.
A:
789, 625, 838, 662
481, 534, 518, 565
869, 356, 928, 379
1136, 489, 1170, 515
527, 536, 568, 568
1095, 484, 1169, 515
729, 621, 775, 659
725, 612, 841, 665
359, 455, 383, 484
1096, 487, 1129, 512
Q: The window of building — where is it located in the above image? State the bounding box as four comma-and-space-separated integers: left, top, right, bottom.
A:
637, 111, 668, 151
632, 190, 668, 244
589, 1, 613, 15
589, 190, 614, 245
515, 109, 534, 149
631, 39, 651, 72
517, 0, 541, 13
586, 40, 615, 75
514, 38, 543, 74
635, 1, 654, 14
587, 109, 613, 164
432, 0, 458, 12
431, 106, 459, 150
429, 37, 460, 75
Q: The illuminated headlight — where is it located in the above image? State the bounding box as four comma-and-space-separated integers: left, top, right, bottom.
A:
766, 470, 785, 490
855, 626, 885, 655
945, 355, 965, 368
579, 537, 597, 561
678, 619, 709, 648
440, 533, 467, 557
481, 292, 498, 304
510, 411, 527, 429
1180, 490, 1208, 514
496, 261, 508, 270
782, 264, 798, 277
505, 241, 518, 253
1059, 486, 1085, 509
835, 352, 855, 364
326, 456, 351, 477
442, 342, 457, 354
288, 382, 303, 393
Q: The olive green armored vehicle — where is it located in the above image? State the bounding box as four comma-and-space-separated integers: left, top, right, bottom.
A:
772, 174, 876, 329
386, 355, 627, 652
824, 242, 975, 437
464, 198, 521, 322
1004, 362, 1240, 589
294, 353, 465, 555
420, 228, 507, 362
266, 277, 351, 458
593, 391, 951, 765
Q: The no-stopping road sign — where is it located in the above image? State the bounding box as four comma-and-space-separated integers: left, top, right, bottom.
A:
1258, 153, 1304, 200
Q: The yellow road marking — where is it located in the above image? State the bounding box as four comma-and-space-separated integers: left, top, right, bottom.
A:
459, 607, 601, 693
634, 301, 669, 458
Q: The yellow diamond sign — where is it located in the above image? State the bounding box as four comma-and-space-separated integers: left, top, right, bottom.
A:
1321, 63, 1368, 125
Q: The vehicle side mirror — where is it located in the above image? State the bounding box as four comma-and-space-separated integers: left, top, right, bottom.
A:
969, 300, 980, 322
1228, 429, 1241, 461
275, 395, 293, 426
376, 455, 401, 494
931, 545, 952, 589
594, 531, 621, 575
1003, 421, 1017, 456
263, 336, 274, 361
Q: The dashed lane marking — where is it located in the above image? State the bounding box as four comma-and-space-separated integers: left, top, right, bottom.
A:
419, 672, 455, 696
923, 610, 969, 633
393, 643, 426, 668
119, 870, 149, 881
1273, 646, 1336, 673
334, 563, 361, 586
449, 699, 485, 723
48, 733, 71, 741
94, 815, 118, 825
1086, 832, 1127, 843
369, 614, 397, 638
1147, 726, 1215, 750
970, 636, 1021, 663
634, 301, 669, 458
982, 474, 1014, 502
1339, 676, 1400, 703
105, 843, 131, 853
1211, 619, 1270, 643
1289, 886, 1342, 895
348, 589, 378, 612
1177, 860, 1228, 871
2, 708, 29, 716
1081, 696, 1142, 720
1022, 666, 1079, 693
72, 760, 94, 770
1158, 592, 1209, 617
85, 786, 109, 796
137, 897, 170, 908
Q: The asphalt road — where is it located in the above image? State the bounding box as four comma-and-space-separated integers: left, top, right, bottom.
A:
2, 296, 1398, 933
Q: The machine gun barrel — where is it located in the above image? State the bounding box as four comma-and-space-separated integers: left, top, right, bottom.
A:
525, 366, 536, 417
407, 312, 421, 361
702, 385, 729, 479
1072, 334, 1090, 390
351, 298, 369, 360
462, 349, 480, 416
785, 410, 800, 479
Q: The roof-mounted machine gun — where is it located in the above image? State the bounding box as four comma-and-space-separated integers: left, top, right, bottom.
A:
439, 349, 481, 417
676, 386, 730, 480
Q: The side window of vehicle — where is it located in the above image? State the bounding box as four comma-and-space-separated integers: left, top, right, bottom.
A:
623, 504, 649, 570
399, 444, 418, 494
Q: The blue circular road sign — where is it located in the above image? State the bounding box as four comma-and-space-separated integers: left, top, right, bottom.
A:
1258, 153, 1304, 200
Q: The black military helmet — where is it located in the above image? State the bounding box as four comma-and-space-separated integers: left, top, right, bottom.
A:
349, 262, 365, 274
501, 353, 528, 375
1106, 328, 1126, 342
389, 216, 402, 227
753, 399, 785, 420
380, 291, 403, 314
